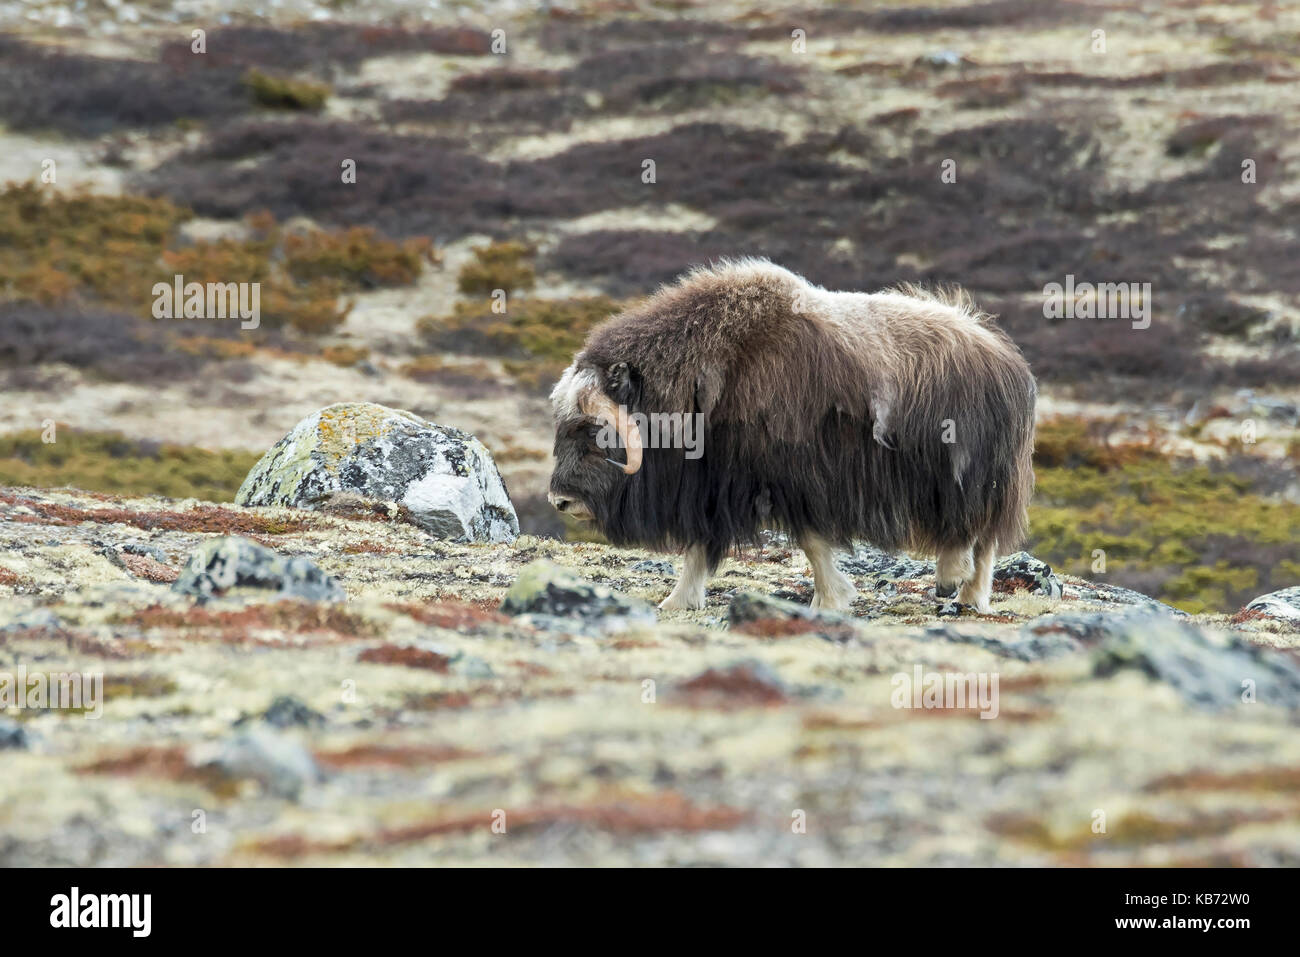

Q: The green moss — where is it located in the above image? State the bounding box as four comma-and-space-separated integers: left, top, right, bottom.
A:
284, 228, 433, 288
0, 429, 261, 501
420, 294, 618, 390
244, 69, 331, 111
456, 241, 537, 296
0, 182, 191, 311
0, 186, 430, 335
1030, 418, 1300, 612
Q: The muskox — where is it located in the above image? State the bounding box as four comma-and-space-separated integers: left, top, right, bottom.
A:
547, 259, 1036, 613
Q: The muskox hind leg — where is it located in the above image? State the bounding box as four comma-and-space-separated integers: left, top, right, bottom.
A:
801, 534, 858, 612
957, 539, 996, 614
935, 544, 975, 600
659, 544, 712, 611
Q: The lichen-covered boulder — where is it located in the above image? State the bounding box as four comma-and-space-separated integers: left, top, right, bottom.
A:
1242, 586, 1300, 622
992, 551, 1064, 599
235, 402, 519, 543
173, 536, 344, 603
1091, 614, 1300, 710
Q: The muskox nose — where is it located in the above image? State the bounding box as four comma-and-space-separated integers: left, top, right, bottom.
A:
548, 491, 572, 513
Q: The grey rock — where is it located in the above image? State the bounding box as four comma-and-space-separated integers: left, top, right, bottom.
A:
917, 49, 965, 69
172, 536, 345, 603
728, 591, 842, 625
836, 544, 933, 581
501, 561, 655, 625
450, 653, 495, 679
993, 551, 1063, 599
1069, 579, 1185, 615
727, 591, 859, 641
122, 542, 170, 563
629, 559, 676, 577
1242, 586, 1300, 622
235, 402, 518, 543
93, 542, 128, 571
259, 695, 326, 729
840, 546, 1064, 601
196, 726, 321, 800
927, 623, 1080, 661
1235, 390, 1300, 426
0, 717, 31, 750
1091, 615, 1300, 710
0, 607, 62, 633
1021, 608, 1154, 646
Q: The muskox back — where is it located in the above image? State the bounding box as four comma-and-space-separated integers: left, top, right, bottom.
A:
568, 260, 1036, 569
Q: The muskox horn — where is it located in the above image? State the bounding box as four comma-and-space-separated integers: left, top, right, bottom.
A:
581, 391, 643, 475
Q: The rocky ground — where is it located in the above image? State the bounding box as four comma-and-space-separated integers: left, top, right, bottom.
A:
3, 483, 1300, 866
3, 0, 1300, 866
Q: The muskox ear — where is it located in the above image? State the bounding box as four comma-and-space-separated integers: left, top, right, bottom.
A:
605, 361, 635, 403
694, 366, 724, 421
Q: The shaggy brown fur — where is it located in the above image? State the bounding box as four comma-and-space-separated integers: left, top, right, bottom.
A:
548, 259, 1036, 611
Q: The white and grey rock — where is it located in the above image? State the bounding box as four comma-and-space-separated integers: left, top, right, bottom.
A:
1242, 586, 1300, 621
1091, 615, 1300, 710
193, 726, 321, 801
173, 536, 345, 603
235, 402, 519, 544
501, 560, 656, 631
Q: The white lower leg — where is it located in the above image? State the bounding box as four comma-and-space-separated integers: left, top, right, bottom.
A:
659, 545, 711, 610
802, 534, 857, 611
957, 541, 995, 613
936, 545, 975, 599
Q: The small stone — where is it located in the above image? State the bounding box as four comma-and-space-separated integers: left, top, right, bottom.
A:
94, 543, 128, 571
629, 559, 676, 577
0, 608, 62, 633
1242, 586, 1300, 622
260, 695, 326, 729
501, 561, 655, 624
916, 49, 966, 69
172, 536, 345, 603
195, 726, 321, 800
926, 623, 1080, 661
1021, 608, 1155, 646
122, 542, 170, 563
1068, 579, 1184, 615
836, 544, 933, 581
121, 552, 179, 583
727, 591, 858, 641
992, 551, 1063, 599
0, 717, 31, 750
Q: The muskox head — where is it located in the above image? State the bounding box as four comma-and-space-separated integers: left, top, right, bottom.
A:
547, 359, 643, 524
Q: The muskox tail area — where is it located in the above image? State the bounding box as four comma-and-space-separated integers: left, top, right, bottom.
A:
983, 385, 1036, 555
872, 319, 1037, 560
944, 338, 1037, 558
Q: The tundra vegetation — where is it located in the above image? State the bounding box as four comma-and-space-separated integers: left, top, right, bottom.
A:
2, 0, 1300, 870
1, 0, 1298, 617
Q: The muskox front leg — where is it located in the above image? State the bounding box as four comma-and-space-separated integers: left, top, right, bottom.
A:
801, 534, 858, 612
659, 544, 712, 610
